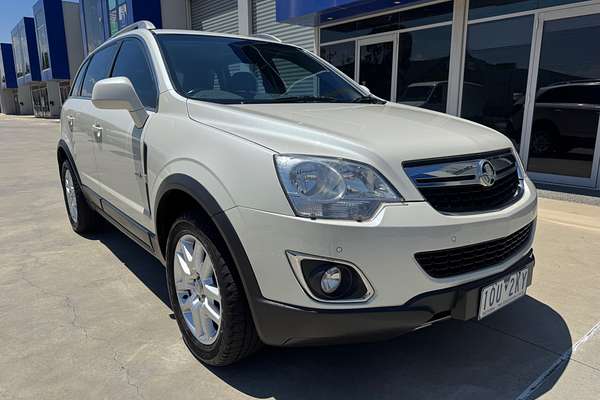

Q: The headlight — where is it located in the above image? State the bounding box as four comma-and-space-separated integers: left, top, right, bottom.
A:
275, 155, 402, 221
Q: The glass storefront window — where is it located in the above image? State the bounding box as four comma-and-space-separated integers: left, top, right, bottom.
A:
469, 0, 588, 21
461, 16, 534, 148
527, 13, 600, 178
0, 52, 5, 85
11, 32, 23, 78
108, 0, 129, 36
82, 0, 106, 53
108, 0, 118, 35
320, 42, 355, 79
35, 9, 50, 71
320, 1, 453, 43
12, 24, 31, 79
396, 25, 452, 112
22, 26, 31, 75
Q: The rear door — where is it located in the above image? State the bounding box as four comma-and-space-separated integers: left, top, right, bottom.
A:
63, 58, 95, 186
92, 38, 158, 227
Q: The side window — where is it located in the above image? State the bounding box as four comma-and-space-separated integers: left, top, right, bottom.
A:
111, 39, 158, 109
81, 44, 119, 98
70, 59, 89, 97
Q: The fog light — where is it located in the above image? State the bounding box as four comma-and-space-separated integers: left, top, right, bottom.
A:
320, 266, 342, 294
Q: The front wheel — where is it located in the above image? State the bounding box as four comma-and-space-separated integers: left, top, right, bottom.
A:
165, 213, 260, 366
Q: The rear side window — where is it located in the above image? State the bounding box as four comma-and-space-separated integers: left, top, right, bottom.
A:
111, 39, 158, 109
81, 44, 119, 98
70, 59, 89, 97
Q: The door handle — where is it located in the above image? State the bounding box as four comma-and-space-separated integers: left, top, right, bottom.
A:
92, 124, 103, 142
66, 115, 74, 131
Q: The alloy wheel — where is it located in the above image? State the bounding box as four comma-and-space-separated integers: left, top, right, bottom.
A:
64, 169, 78, 224
173, 234, 222, 345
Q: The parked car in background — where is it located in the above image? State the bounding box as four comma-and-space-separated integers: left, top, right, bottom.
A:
512, 80, 600, 155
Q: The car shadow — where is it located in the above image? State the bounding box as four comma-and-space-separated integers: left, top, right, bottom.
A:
91, 222, 572, 400
88, 219, 171, 309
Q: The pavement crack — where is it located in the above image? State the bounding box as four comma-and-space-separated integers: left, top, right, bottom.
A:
17, 264, 107, 343
113, 351, 146, 400
65, 295, 89, 340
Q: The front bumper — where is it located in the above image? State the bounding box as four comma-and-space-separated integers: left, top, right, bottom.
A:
253, 251, 534, 346
227, 178, 537, 310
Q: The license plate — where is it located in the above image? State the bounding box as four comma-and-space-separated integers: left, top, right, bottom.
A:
478, 267, 530, 319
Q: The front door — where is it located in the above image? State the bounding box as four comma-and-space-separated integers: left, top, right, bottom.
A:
357, 35, 397, 101
92, 38, 157, 228
521, 5, 600, 187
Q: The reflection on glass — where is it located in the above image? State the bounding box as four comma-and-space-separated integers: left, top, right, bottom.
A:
320, 2, 453, 43
82, 0, 106, 53
359, 41, 393, 100
527, 14, 600, 178
469, 0, 588, 20
396, 26, 451, 112
461, 16, 533, 148
320, 42, 355, 79
35, 9, 50, 70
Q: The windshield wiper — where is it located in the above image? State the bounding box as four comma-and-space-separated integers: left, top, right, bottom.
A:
352, 95, 385, 104
270, 95, 341, 103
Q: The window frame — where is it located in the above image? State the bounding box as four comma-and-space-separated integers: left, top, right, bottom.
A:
110, 37, 159, 111
79, 42, 121, 99
69, 58, 91, 98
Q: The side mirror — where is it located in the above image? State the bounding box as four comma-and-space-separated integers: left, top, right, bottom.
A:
360, 85, 371, 96
92, 77, 148, 128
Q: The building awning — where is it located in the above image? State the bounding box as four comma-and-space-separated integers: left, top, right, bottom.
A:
276, 0, 425, 26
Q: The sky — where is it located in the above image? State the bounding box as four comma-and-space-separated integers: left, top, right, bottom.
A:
0, 1, 38, 43
0, 0, 79, 44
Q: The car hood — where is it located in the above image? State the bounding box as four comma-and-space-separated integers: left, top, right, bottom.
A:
187, 101, 514, 200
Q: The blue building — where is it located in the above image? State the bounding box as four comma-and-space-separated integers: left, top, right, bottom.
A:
80, 0, 159, 54
11, 17, 41, 115
79, 0, 189, 54
0, 43, 19, 114
32, 0, 83, 117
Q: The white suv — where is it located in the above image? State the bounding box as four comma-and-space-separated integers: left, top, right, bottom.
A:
58, 22, 537, 366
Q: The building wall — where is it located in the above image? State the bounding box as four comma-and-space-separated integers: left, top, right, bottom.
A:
252, 0, 315, 51
160, 0, 190, 29
0, 89, 18, 114
17, 86, 33, 114
63, 1, 84, 78
190, 0, 239, 34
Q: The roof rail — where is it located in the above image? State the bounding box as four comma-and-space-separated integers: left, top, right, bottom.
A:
114, 20, 156, 38
253, 33, 282, 43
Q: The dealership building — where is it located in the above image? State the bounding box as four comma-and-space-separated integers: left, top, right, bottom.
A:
1, 0, 599, 191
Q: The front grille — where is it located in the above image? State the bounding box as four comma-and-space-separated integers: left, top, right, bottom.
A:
403, 150, 523, 213
415, 222, 534, 278
419, 169, 520, 213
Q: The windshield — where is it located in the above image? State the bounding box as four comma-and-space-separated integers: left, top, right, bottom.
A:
156, 34, 368, 104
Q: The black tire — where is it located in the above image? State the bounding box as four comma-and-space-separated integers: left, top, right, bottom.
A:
165, 212, 261, 366
60, 160, 98, 234
531, 126, 559, 156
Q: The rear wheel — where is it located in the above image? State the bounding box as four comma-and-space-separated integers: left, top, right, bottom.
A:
60, 160, 97, 234
165, 213, 260, 366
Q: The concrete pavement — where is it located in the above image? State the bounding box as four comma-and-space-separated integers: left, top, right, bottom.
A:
1, 116, 599, 399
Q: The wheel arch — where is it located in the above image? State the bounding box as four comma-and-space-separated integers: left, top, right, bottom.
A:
153, 174, 264, 316
57, 139, 82, 186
